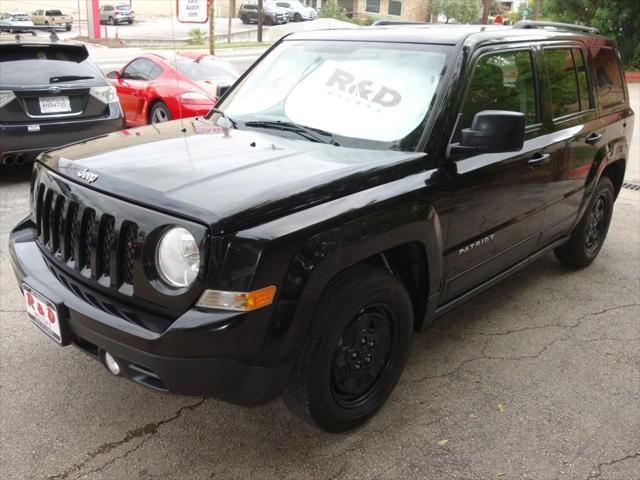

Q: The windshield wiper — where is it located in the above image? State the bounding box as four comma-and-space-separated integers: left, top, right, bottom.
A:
243, 120, 338, 145
49, 75, 95, 83
210, 108, 238, 129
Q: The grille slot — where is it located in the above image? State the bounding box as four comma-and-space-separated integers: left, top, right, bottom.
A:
52, 196, 65, 255
65, 202, 79, 264
81, 208, 96, 273
120, 222, 137, 286
99, 215, 115, 279
42, 189, 54, 246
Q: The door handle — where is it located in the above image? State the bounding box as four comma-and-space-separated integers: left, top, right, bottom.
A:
527, 152, 551, 168
585, 133, 603, 145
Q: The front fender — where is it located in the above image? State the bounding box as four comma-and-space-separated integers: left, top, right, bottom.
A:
234, 168, 449, 364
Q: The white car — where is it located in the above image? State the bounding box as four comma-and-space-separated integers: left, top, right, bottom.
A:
0, 11, 34, 31
274, 1, 317, 21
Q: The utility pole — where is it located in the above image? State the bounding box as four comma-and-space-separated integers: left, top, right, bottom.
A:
481, 0, 490, 24
534, 0, 541, 20
228, 0, 235, 44
257, 0, 263, 43
208, 0, 215, 55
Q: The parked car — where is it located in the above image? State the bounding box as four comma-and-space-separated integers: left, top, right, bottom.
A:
0, 12, 34, 32
9, 22, 633, 432
0, 35, 124, 165
274, 1, 317, 21
31, 9, 73, 31
106, 52, 239, 126
99, 4, 135, 25
238, 2, 289, 25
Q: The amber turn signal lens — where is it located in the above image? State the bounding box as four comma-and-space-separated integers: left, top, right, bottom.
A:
196, 285, 277, 311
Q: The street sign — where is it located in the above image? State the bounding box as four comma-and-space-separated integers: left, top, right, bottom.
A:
177, 0, 210, 23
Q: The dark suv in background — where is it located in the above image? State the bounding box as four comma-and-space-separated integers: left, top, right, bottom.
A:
238, 2, 289, 25
9, 22, 633, 432
0, 34, 124, 165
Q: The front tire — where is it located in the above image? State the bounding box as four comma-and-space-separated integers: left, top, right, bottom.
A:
294, 13, 302, 22
554, 177, 615, 268
149, 102, 172, 124
284, 265, 413, 432
108, 16, 115, 26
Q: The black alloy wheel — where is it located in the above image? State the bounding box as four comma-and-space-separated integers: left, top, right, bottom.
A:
555, 176, 615, 268
331, 304, 397, 409
284, 265, 413, 432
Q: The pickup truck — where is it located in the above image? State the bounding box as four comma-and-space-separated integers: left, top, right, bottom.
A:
9, 21, 634, 433
31, 9, 73, 31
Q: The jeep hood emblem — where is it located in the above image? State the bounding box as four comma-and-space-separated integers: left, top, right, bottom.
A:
77, 168, 98, 183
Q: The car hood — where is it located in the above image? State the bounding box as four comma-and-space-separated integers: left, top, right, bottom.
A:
40, 118, 425, 234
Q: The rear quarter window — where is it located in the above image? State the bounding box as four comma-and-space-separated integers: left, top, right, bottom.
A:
590, 47, 626, 112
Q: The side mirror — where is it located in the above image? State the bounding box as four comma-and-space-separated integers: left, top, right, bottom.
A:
216, 84, 231, 99
106, 70, 120, 80
454, 110, 525, 156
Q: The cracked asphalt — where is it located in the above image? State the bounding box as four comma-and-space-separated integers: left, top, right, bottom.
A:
1, 86, 639, 480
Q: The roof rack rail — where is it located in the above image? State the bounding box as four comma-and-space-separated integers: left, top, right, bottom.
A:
371, 20, 429, 26
513, 20, 599, 35
0, 25, 62, 42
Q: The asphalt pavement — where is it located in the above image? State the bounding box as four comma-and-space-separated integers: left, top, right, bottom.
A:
0, 85, 638, 480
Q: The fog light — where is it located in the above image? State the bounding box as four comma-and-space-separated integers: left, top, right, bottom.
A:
104, 352, 121, 375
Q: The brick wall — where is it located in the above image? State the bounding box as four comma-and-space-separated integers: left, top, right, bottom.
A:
352, 0, 428, 22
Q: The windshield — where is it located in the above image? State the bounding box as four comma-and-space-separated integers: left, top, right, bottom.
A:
214, 40, 450, 151
173, 58, 239, 82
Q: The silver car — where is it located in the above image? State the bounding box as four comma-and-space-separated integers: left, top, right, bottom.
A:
0, 12, 34, 32
99, 4, 135, 25
274, 1, 317, 21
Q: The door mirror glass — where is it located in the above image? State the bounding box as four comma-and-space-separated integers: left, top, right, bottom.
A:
458, 110, 525, 154
106, 70, 119, 79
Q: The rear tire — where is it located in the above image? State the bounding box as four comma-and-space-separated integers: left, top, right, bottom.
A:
284, 265, 413, 432
240, 15, 249, 24
264, 16, 274, 26
554, 177, 615, 268
149, 102, 172, 124
66, 24, 72, 31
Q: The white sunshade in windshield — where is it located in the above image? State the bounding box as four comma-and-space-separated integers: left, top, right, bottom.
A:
225, 42, 447, 143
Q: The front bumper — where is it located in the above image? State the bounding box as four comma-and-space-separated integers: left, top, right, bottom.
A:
9, 220, 293, 406
0, 105, 124, 162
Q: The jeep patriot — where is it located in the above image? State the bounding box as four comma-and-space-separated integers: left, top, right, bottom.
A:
9, 22, 634, 432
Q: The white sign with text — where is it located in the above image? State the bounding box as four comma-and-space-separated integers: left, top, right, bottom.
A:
177, 0, 209, 23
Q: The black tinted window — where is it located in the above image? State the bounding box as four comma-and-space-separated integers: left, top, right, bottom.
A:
46, 10, 63, 15
461, 50, 537, 129
591, 47, 625, 110
545, 48, 581, 118
122, 58, 155, 81
0, 45, 100, 86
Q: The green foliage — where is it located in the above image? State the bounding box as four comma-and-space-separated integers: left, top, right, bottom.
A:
187, 28, 206, 45
539, 0, 640, 68
432, 0, 482, 24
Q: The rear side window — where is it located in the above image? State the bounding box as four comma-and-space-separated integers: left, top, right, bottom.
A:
46, 10, 63, 15
545, 48, 585, 118
460, 50, 537, 129
590, 47, 625, 111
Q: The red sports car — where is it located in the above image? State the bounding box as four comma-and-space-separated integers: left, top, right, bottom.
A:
106, 52, 239, 127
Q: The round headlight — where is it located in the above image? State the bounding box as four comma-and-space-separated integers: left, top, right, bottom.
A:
156, 227, 200, 288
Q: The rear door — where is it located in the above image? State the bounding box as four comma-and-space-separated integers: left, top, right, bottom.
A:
538, 44, 604, 243
442, 45, 551, 302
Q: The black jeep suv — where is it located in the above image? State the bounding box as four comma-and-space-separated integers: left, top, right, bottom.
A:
9, 22, 634, 432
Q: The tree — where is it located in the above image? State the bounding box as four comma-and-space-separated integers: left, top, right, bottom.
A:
439, 0, 482, 24
540, 0, 640, 67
